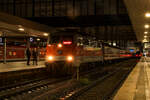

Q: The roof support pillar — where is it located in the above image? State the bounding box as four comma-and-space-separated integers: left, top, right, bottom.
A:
124, 40, 127, 49
3, 33, 6, 64
121, 40, 125, 49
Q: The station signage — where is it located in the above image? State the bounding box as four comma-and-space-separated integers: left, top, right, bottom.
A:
0, 37, 3, 46
30, 37, 34, 42
0, 37, 2, 43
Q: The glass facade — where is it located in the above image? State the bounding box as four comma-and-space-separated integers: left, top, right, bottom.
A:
0, 0, 127, 17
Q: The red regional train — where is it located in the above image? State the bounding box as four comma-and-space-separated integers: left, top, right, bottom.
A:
0, 45, 46, 62
45, 30, 132, 73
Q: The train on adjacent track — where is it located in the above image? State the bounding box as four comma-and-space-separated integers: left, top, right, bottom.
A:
0, 45, 46, 61
45, 30, 138, 74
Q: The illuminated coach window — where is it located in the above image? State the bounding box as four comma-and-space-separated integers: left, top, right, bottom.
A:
13, 52, 16, 56
9, 52, 12, 56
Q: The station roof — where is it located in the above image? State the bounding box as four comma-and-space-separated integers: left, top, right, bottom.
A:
0, 12, 54, 38
124, 0, 150, 42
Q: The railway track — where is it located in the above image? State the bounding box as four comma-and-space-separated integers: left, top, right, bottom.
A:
0, 68, 104, 100
26, 59, 137, 100
0, 59, 138, 100
62, 59, 137, 100
0, 77, 48, 91
0, 77, 69, 100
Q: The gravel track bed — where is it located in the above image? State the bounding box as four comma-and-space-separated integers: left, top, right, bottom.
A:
65, 59, 138, 100
21, 59, 137, 100
1, 59, 139, 100
0, 77, 68, 100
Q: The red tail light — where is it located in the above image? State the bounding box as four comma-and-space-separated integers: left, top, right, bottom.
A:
136, 55, 138, 57
63, 41, 72, 45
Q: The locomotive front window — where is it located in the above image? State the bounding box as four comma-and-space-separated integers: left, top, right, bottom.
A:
51, 36, 60, 43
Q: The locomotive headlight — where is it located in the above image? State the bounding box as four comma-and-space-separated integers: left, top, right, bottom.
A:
48, 56, 53, 61
58, 43, 62, 48
67, 56, 73, 62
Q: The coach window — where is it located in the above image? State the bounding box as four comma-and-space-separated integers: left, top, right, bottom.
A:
98, 41, 102, 48
94, 41, 98, 47
9, 51, 12, 56
83, 37, 89, 46
13, 51, 16, 56
51, 36, 60, 43
77, 37, 83, 46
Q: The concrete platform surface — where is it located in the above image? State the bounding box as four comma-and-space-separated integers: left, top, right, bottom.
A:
114, 57, 150, 100
0, 61, 45, 73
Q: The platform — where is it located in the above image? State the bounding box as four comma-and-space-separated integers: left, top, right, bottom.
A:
114, 57, 150, 100
0, 61, 45, 73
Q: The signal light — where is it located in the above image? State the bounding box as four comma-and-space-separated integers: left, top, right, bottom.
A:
63, 41, 72, 45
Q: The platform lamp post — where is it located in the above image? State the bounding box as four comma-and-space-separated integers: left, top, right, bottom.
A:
37, 38, 40, 62
3, 32, 6, 64
75, 60, 81, 81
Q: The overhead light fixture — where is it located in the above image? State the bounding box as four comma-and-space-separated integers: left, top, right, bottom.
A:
144, 31, 148, 34
43, 33, 48, 36
145, 24, 149, 28
18, 28, 24, 31
113, 42, 116, 46
143, 39, 148, 42
145, 13, 150, 17
37, 38, 40, 41
144, 35, 147, 38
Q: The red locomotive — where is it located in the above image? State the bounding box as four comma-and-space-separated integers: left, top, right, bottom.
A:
45, 30, 102, 67
45, 30, 132, 72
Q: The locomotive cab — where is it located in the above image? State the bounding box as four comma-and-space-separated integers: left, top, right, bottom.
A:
45, 31, 82, 65
45, 30, 103, 75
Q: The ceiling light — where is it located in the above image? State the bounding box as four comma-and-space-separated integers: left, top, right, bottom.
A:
143, 39, 148, 42
145, 24, 149, 28
37, 38, 40, 41
113, 42, 116, 46
43, 33, 48, 36
144, 35, 147, 38
18, 28, 24, 31
145, 13, 150, 17
144, 31, 148, 34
